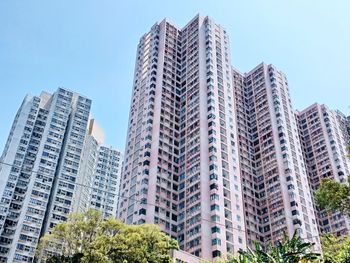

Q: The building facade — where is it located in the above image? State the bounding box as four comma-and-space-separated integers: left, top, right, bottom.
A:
118, 15, 246, 260
171, 249, 202, 263
336, 110, 350, 147
0, 88, 91, 262
74, 120, 123, 218
89, 145, 122, 218
72, 122, 100, 214
232, 64, 321, 250
297, 103, 350, 236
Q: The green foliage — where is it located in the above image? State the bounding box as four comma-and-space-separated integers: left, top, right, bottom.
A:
315, 178, 350, 216
225, 231, 321, 263
89, 224, 178, 263
268, 231, 320, 262
339, 243, 350, 263
37, 209, 178, 263
321, 234, 343, 263
321, 234, 350, 263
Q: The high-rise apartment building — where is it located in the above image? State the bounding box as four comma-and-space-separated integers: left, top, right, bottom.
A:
90, 145, 122, 218
118, 15, 246, 260
79, 119, 123, 217
72, 120, 101, 214
297, 103, 350, 236
336, 110, 350, 146
74, 120, 123, 218
0, 88, 91, 262
232, 63, 321, 250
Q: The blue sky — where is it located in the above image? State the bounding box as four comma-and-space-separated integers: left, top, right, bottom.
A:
1, 0, 349, 151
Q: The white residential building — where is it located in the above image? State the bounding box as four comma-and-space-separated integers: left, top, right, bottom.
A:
336, 110, 350, 147
74, 119, 123, 218
0, 88, 91, 262
87, 122, 122, 218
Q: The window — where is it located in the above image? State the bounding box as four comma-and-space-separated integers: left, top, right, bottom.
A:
212, 238, 221, 246
211, 226, 220, 233
139, 208, 146, 215
211, 204, 219, 211
211, 215, 220, 221
212, 250, 221, 258
210, 194, 219, 201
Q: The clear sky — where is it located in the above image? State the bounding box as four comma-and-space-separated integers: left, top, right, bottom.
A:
1, 0, 349, 152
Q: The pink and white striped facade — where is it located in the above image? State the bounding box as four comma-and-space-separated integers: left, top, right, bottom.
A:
233, 63, 321, 251
118, 15, 246, 260
116, 15, 350, 261
297, 103, 350, 236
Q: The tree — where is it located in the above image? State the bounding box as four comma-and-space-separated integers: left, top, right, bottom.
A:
37, 209, 104, 262
225, 243, 270, 263
37, 209, 178, 263
268, 231, 320, 262
339, 243, 350, 263
89, 223, 178, 263
321, 234, 350, 263
225, 231, 321, 263
315, 177, 350, 216
321, 234, 343, 263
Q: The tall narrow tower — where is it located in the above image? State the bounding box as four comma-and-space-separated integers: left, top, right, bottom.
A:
232, 64, 321, 251
118, 15, 246, 260
74, 119, 123, 218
